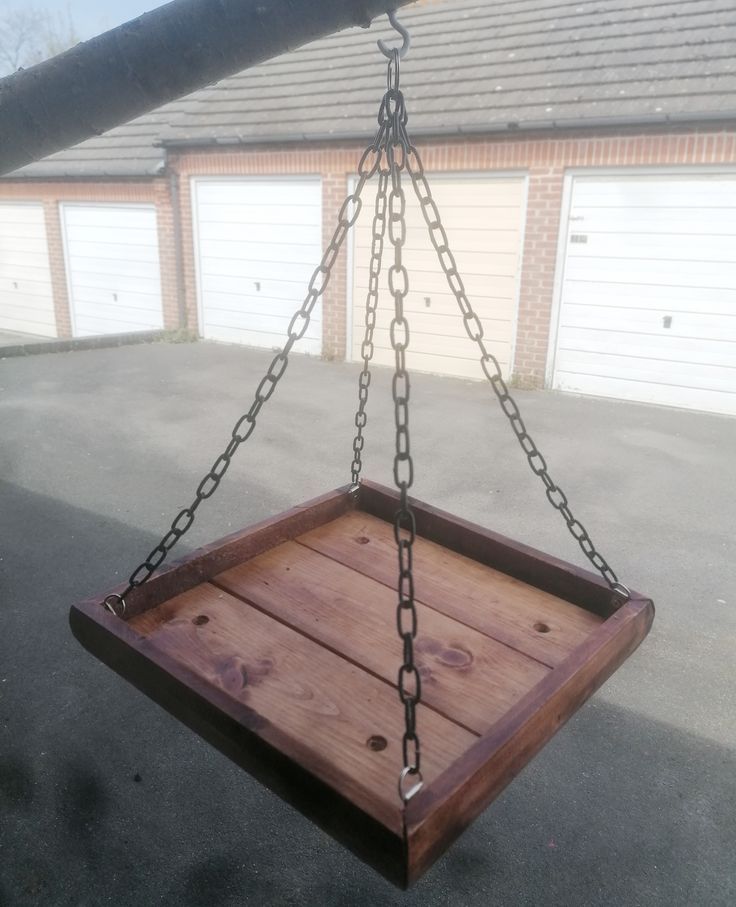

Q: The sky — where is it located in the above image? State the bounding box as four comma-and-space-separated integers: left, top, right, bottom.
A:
5, 0, 165, 39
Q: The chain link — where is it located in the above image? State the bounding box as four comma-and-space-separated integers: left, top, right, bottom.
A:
384, 56, 422, 794
350, 142, 390, 485
105, 121, 390, 615
399, 125, 626, 595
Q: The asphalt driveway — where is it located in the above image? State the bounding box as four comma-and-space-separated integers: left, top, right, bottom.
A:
1, 340, 734, 906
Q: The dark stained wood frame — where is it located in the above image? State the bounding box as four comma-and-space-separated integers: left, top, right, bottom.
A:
69, 480, 654, 888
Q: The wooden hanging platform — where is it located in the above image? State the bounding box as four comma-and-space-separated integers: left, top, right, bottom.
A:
69, 481, 653, 887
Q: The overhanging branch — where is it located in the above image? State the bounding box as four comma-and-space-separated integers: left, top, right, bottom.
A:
0, 0, 417, 176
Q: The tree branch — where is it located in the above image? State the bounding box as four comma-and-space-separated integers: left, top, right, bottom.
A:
0, 0, 416, 176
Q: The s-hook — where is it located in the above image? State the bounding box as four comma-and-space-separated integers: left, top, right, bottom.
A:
377, 10, 411, 59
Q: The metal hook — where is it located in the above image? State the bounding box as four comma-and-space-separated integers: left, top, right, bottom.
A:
377, 10, 411, 60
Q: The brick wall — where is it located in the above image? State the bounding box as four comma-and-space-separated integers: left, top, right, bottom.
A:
3, 125, 735, 383
0, 179, 178, 337
171, 126, 736, 384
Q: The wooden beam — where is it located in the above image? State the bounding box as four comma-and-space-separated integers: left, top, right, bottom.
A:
0, 0, 417, 176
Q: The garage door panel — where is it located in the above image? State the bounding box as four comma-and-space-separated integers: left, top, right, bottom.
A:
0, 236, 49, 256
570, 207, 736, 235
566, 232, 736, 263
562, 279, 736, 315
202, 274, 317, 304
352, 176, 525, 379
370, 203, 522, 226
0, 262, 53, 284
64, 224, 159, 246
0, 223, 49, 241
565, 256, 736, 289
354, 267, 517, 303
354, 285, 516, 324
63, 206, 157, 230
370, 344, 509, 381
198, 221, 319, 246
369, 308, 514, 342
370, 325, 508, 359
570, 179, 736, 208
73, 310, 162, 335
397, 228, 521, 254
197, 201, 319, 227
203, 307, 320, 339
71, 286, 163, 313
0, 297, 56, 326
195, 179, 322, 355
199, 238, 320, 267
200, 257, 315, 284
556, 349, 735, 395
0, 206, 46, 225
0, 275, 51, 301
67, 256, 162, 281
0, 203, 57, 337
202, 291, 322, 325
559, 326, 736, 368
69, 272, 161, 296
555, 372, 736, 416
356, 208, 522, 236
66, 239, 160, 263
418, 180, 524, 207
198, 181, 315, 207
2, 248, 53, 270
554, 175, 736, 415
561, 304, 736, 341
388, 248, 519, 276
63, 204, 164, 337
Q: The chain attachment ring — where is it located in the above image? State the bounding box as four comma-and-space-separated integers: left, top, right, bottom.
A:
399, 766, 424, 803
103, 594, 126, 617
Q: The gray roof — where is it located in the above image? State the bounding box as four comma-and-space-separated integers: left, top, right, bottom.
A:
9, 0, 736, 179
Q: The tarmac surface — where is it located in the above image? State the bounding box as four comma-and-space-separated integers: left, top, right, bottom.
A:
1, 340, 734, 906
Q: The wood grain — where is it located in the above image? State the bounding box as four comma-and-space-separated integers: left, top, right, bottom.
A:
359, 480, 622, 619
69, 595, 411, 886
299, 511, 602, 667
129, 582, 475, 833
212, 541, 549, 735
404, 595, 655, 885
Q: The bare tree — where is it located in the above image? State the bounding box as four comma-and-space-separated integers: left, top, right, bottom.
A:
0, 5, 78, 76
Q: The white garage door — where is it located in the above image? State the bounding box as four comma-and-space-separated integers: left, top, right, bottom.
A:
193, 179, 323, 355
0, 203, 56, 337
352, 176, 527, 380
553, 174, 736, 416
62, 204, 164, 337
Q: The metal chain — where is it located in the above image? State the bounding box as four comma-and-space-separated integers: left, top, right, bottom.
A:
102, 120, 389, 618
398, 122, 629, 601
349, 165, 390, 486
383, 53, 424, 804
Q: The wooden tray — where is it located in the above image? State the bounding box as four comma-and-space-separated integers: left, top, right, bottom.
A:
70, 480, 654, 887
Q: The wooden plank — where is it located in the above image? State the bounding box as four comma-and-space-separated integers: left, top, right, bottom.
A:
299, 511, 601, 667
358, 480, 622, 619
128, 583, 476, 834
85, 485, 356, 619
69, 596, 409, 886
403, 595, 655, 886
72, 485, 654, 888
212, 541, 549, 735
